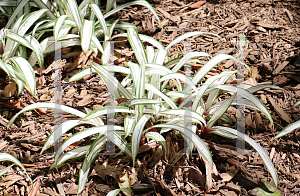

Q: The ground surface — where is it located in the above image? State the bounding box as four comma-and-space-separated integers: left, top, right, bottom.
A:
1, 0, 300, 195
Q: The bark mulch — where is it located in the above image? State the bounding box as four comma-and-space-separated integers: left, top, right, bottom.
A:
1, 0, 300, 195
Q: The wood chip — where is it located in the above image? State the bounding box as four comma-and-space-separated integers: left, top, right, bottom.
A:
273, 61, 289, 75
266, 95, 292, 123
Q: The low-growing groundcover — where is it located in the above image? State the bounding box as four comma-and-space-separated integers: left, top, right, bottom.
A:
1, 0, 300, 195
6, 28, 283, 195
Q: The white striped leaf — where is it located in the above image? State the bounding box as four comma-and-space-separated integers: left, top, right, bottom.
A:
213, 126, 278, 188
145, 132, 167, 154
54, 15, 68, 40
145, 124, 213, 168
82, 106, 133, 121
50, 145, 90, 170
159, 109, 206, 126
273, 120, 300, 140
207, 93, 236, 129
81, 19, 94, 54
9, 57, 35, 95
8, 102, 87, 129
132, 115, 152, 166
0, 153, 32, 184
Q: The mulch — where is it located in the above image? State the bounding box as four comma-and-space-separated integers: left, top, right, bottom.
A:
1, 0, 300, 195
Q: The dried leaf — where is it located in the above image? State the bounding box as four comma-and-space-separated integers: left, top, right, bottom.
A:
189, 1, 206, 9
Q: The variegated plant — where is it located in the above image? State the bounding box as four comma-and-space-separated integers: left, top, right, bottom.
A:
28, 0, 162, 66
0, 9, 47, 95
7, 28, 281, 193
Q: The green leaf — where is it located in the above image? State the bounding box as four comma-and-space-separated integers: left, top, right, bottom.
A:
66, 0, 82, 31
25, 35, 44, 67
165, 31, 219, 51
107, 131, 132, 157
54, 126, 123, 165
145, 83, 177, 109
213, 126, 278, 188
5, 30, 33, 51
18, 9, 48, 36
210, 85, 273, 125
246, 84, 292, 98
192, 54, 251, 85
91, 62, 134, 99
159, 73, 198, 93
294, 100, 300, 108
192, 71, 237, 111
171, 52, 210, 73
124, 115, 135, 137
32, 0, 57, 20
78, 135, 106, 194
129, 99, 164, 106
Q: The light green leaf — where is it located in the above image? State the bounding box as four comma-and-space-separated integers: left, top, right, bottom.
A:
124, 115, 135, 137
54, 126, 123, 165
145, 83, 177, 109
18, 9, 48, 36
172, 52, 210, 73
107, 131, 132, 157
210, 85, 273, 125
78, 135, 106, 194
66, 0, 82, 31
192, 54, 251, 85
294, 100, 300, 108
5, 0, 29, 28
91, 62, 134, 99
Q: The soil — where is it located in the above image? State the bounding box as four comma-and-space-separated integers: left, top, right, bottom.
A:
1, 0, 300, 195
